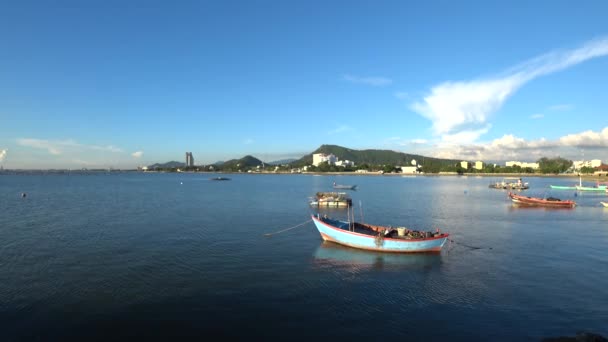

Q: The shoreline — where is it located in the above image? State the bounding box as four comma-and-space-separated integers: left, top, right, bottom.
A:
2, 169, 606, 180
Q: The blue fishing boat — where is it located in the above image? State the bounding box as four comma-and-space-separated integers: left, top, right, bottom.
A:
311, 214, 449, 253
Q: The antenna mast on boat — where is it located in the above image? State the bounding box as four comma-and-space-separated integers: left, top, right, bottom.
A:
359, 200, 364, 225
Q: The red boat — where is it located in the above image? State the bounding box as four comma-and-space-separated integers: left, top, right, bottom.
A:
507, 192, 576, 208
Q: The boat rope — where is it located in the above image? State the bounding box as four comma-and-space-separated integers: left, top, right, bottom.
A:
448, 239, 488, 250
264, 219, 312, 236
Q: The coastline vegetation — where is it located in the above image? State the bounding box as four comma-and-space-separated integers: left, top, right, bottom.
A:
146, 156, 604, 177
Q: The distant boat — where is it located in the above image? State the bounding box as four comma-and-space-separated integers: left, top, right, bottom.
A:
311, 214, 449, 253
333, 182, 357, 190
489, 177, 529, 190
550, 175, 607, 191
210, 177, 230, 181
310, 192, 352, 207
508, 192, 576, 208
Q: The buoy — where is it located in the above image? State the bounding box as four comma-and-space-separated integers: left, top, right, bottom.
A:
21, 192, 26, 198
180, 182, 183, 185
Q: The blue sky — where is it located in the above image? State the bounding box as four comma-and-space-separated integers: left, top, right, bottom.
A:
1, 0, 607, 169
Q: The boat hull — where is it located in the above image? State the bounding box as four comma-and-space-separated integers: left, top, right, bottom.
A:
508, 192, 575, 208
333, 185, 357, 190
575, 186, 607, 191
601, 202, 608, 208
550, 185, 577, 190
311, 215, 449, 253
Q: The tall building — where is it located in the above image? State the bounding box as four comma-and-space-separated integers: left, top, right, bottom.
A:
186, 152, 194, 167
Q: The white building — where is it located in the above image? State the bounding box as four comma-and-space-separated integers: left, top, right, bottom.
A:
335, 160, 354, 167
460, 161, 469, 169
312, 153, 354, 167
400, 166, 418, 174
474, 161, 483, 170
506, 161, 539, 169
312, 153, 337, 166
573, 159, 602, 169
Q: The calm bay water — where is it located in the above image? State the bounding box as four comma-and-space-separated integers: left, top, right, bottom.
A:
1, 173, 607, 341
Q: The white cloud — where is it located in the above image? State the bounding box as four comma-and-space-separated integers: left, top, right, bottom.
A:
530, 114, 544, 119
0, 149, 7, 162
343, 74, 392, 86
243, 139, 254, 145
410, 139, 428, 144
131, 151, 143, 158
17, 138, 123, 155
559, 127, 608, 147
421, 127, 608, 161
411, 36, 608, 143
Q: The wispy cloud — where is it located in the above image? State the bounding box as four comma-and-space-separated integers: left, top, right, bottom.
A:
0, 149, 7, 162
243, 139, 254, 145
131, 151, 143, 158
328, 125, 354, 135
411, 36, 608, 144
343, 74, 392, 86
530, 114, 544, 119
17, 138, 123, 155
548, 104, 573, 111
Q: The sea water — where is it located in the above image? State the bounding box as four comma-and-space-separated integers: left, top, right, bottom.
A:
1, 173, 607, 341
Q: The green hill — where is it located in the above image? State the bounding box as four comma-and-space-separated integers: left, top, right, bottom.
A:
148, 161, 185, 169
221, 155, 264, 170
291, 144, 460, 171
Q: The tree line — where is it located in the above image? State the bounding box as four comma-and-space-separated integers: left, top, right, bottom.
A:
149, 157, 597, 175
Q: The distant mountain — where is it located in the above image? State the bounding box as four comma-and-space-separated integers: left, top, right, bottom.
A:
221, 155, 264, 169
147, 161, 185, 169
267, 158, 297, 165
291, 144, 460, 168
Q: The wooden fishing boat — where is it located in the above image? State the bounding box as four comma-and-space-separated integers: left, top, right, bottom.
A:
507, 192, 576, 208
309, 192, 352, 207
311, 214, 449, 253
333, 182, 357, 190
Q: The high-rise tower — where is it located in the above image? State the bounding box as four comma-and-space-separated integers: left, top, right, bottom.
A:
186, 152, 194, 167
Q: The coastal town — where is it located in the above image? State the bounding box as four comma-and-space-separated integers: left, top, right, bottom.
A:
137, 150, 608, 177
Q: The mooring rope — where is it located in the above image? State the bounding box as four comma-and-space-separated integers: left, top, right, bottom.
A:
448, 239, 488, 250
264, 219, 312, 236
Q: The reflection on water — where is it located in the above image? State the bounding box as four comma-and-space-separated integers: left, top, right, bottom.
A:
312, 241, 442, 271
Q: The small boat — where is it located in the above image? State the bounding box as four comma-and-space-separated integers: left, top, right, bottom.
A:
489, 177, 528, 190
601, 202, 608, 208
311, 214, 449, 253
551, 184, 607, 191
551, 176, 607, 191
549, 185, 578, 190
210, 177, 230, 181
508, 192, 576, 208
333, 182, 357, 190
310, 192, 352, 207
